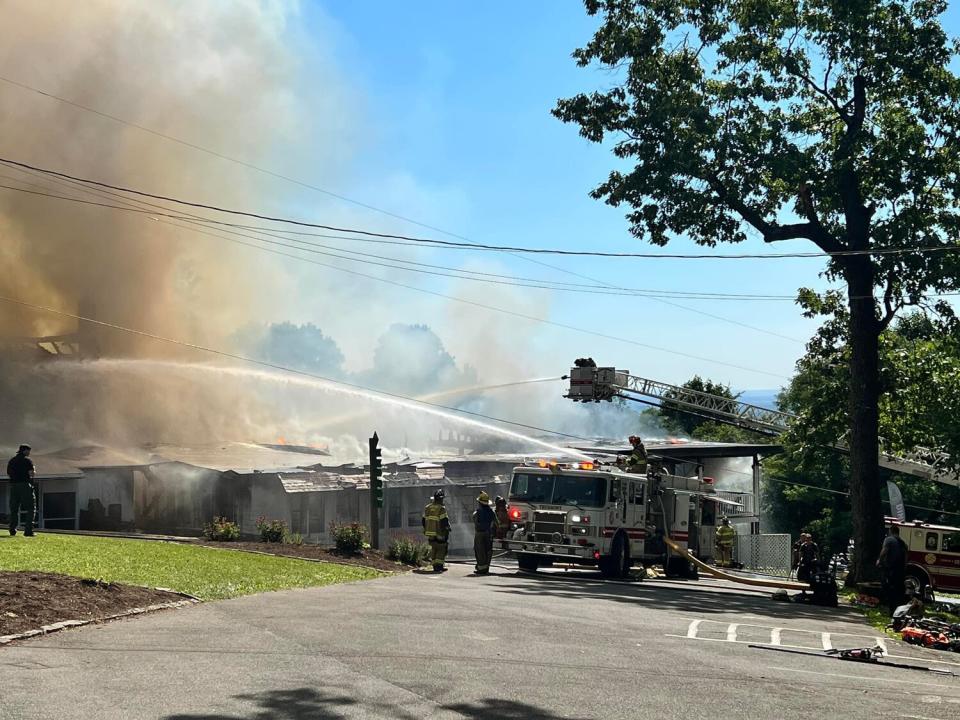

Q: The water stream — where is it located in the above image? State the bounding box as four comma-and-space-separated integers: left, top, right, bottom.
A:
52, 359, 590, 460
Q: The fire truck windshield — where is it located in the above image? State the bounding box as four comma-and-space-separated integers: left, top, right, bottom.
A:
509, 472, 607, 508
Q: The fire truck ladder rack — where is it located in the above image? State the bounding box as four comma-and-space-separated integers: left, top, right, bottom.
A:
565, 364, 958, 488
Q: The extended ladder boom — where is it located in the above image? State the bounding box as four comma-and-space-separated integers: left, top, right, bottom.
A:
565, 363, 957, 488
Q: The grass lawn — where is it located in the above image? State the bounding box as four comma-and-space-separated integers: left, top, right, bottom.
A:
0, 533, 382, 600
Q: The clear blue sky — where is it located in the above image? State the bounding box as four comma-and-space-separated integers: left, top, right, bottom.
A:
278, 1, 960, 393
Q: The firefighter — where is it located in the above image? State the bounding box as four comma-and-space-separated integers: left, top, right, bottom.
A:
715, 516, 736, 568
494, 496, 509, 540
472, 491, 499, 575
7, 444, 36, 537
626, 436, 647, 474
422, 489, 450, 572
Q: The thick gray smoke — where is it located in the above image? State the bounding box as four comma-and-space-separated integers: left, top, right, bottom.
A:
0, 2, 671, 459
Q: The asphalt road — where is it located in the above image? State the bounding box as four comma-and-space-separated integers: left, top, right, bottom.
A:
3, 562, 960, 720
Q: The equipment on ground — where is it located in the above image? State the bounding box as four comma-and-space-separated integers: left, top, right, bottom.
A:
748, 644, 957, 675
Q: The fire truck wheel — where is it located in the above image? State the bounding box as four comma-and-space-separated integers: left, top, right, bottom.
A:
517, 554, 539, 572
905, 568, 928, 597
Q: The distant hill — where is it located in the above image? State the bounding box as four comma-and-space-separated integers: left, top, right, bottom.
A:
736, 389, 781, 411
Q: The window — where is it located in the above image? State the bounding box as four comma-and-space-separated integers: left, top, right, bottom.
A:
633, 482, 645, 505
508, 473, 607, 508
407, 509, 421, 527
926, 532, 939, 551
388, 494, 402, 528
942, 532, 960, 553
308, 495, 325, 535
609, 478, 621, 503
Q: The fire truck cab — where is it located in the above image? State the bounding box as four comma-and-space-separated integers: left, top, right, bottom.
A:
888, 519, 960, 594
496, 461, 721, 578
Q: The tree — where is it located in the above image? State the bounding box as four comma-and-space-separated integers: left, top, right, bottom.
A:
660, 375, 738, 435
555, 0, 960, 581
765, 309, 960, 552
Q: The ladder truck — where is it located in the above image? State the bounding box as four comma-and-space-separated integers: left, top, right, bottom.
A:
564, 361, 958, 488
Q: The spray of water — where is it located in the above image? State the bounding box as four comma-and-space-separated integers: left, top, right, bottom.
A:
53, 359, 592, 460
314, 376, 562, 431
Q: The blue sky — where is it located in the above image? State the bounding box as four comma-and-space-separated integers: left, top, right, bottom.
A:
258, 1, 960, 394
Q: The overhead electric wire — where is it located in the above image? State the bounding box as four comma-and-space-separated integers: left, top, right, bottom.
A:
0, 178, 798, 303
0, 171, 788, 379
0, 73, 466, 240
3, 156, 960, 261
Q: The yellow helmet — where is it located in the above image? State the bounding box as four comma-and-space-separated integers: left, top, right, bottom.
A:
477, 491, 491, 505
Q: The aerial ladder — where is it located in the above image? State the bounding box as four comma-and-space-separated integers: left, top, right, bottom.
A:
564, 362, 958, 488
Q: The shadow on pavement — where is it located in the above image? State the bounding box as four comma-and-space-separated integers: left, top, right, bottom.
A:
162, 688, 577, 720
442, 698, 588, 719
493, 571, 861, 623
164, 687, 356, 720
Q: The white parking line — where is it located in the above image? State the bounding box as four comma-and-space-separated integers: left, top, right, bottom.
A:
727, 624, 739, 642
771, 628, 782, 646
686, 619, 701, 639
821, 632, 832, 650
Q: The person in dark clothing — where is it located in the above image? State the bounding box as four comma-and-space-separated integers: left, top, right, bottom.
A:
472, 491, 499, 575
7, 444, 36, 536
796, 533, 819, 582
877, 525, 909, 615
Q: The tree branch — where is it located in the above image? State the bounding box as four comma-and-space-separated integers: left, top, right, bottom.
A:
703, 173, 843, 252
880, 269, 901, 330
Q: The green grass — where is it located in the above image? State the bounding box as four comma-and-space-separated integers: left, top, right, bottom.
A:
0, 534, 382, 600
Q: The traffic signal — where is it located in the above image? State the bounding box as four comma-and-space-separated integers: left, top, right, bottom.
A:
369, 432, 383, 509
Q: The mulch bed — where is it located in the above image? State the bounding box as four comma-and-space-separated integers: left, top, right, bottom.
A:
193, 540, 406, 573
0, 571, 184, 637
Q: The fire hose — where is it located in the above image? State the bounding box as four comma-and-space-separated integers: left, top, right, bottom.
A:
662, 536, 808, 591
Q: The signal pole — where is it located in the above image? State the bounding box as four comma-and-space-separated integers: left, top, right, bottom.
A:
369, 432, 383, 550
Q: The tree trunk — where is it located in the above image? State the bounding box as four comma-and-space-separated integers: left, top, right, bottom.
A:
845, 255, 883, 584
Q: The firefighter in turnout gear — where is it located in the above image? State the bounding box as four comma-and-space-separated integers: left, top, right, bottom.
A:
472, 491, 499, 575
715, 516, 736, 568
422, 489, 451, 572
626, 436, 647, 474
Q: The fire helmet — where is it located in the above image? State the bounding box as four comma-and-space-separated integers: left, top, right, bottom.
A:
433, 489, 445, 502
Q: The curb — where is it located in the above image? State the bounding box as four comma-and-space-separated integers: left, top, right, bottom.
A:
0, 598, 198, 646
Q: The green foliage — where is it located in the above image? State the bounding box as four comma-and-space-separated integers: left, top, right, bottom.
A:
558, 0, 960, 580
0, 533, 380, 600
255, 516, 287, 544
765, 310, 960, 547
330, 522, 367, 555
202, 516, 240, 542
386, 535, 431, 566
283, 532, 304, 546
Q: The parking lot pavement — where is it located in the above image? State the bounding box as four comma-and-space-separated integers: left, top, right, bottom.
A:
2, 564, 959, 720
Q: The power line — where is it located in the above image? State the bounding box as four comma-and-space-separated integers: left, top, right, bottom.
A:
0, 294, 595, 445
0, 175, 792, 378
0, 179, 799, 303
3, 156, 960, 261
0, 73, 469, 241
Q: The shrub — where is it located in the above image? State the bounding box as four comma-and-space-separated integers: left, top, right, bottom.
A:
387, 535, 431, 566
256, 516, 287, 543
284, 532, 304, 546
203, 516, 240, 542
330, 522, 367, 555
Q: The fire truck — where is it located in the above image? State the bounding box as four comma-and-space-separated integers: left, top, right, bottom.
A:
495, 459, 736, 578
888, 518, 960, 594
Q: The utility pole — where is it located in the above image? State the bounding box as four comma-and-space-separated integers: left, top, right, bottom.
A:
369, 432, 383, 550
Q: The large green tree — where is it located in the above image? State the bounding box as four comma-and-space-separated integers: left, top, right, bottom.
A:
555, 0, 960, 580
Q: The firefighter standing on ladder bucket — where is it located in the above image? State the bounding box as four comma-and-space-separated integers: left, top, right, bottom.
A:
422, 489, 450, 573
626, 436, 647, 474
716, 517, 736, 568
